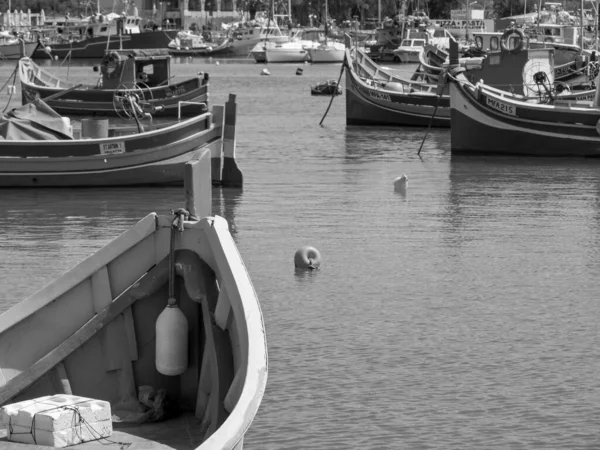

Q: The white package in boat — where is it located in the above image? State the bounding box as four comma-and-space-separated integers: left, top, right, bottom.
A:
0, 394, 113, 447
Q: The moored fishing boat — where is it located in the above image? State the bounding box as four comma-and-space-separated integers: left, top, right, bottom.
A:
0, 152, 268, 448
446, 66, 600, 156
416, 28, 592, 87
19, 49, 208, 117
0, 92, 242, 187
346, 35, 596, 127
345, 35, 449, 126
167, 31, 231, 56
33, 12, 177, 60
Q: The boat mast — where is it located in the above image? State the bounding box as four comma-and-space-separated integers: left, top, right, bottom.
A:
580, 0, 584, 53
324, 0, 328, 44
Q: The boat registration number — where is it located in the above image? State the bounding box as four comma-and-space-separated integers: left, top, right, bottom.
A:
486, 97, 516, 116
99, 142, 126, 155
369, 90, 391, 102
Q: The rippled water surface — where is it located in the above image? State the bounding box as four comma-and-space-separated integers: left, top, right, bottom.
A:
1, 58, 600, 449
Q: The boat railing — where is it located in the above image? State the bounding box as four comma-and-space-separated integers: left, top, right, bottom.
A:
350, 45, 436, 93
178, 101, 207, 119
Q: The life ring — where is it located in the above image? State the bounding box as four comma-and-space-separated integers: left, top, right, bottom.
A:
500, 28, 525, 54
101, 51, 124, 80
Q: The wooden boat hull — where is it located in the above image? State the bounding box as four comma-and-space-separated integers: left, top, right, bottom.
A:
19, 57, 207, 117
168, 38, 231, 56
345, 66, 449, 126
0, 41, 38, 59
449, 73, 600, 156
0, 153, 267, 449
0, 95, 243, 187
344, 37, 450, 127
33, 31, 178, 59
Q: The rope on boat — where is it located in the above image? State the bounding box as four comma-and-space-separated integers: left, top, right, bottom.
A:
167, 208, 197, 306
417, 72, 447, 157
2, 64, 18, 113
319, 58, 345, 126
7, 399, 132, 449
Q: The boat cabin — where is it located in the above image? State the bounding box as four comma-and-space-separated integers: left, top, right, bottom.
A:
526, 24, 580, 46
473, 31, 504, 51
47, 14, 141, 42
100, 48, 171, 89
398, 38, 427, 49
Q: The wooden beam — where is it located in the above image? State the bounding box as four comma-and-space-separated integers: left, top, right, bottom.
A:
0, 214, 157, 335
184, 150, 212, 220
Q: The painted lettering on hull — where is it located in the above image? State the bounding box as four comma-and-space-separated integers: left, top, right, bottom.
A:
485, 96, 516, 116
99, 142, 126, 155
368, 90, 392, 102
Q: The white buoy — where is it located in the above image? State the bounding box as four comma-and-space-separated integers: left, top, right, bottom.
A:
155, 300, 189, 376
261, 68, 271, 76
393, 174, 408, 193
44, 45, 52, 53
294, 246, 322, 270
215, 60, 219, 65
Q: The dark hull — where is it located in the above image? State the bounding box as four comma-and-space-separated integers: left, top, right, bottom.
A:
450, 75, 600, 157
21, 78, 208, 117
33, 31, 178, 59
345, 64, 449, 127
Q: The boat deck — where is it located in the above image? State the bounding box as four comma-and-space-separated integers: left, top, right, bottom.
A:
0, 412, 207, 449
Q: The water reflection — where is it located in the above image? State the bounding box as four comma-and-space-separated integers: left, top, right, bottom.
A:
344, 126, 451, 162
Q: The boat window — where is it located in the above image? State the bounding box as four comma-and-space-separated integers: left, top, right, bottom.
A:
100, 26, 108, 32
475, 35, 483, 49
414, 40, 425, 46
400, 40, 410, 46
490, 36, 499, 51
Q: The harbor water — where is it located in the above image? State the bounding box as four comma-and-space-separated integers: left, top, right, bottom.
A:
1, 58, 599, 449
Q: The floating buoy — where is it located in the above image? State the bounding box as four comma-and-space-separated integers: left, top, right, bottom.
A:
294, 246, 321, 270
393, 174, 408, 193
44, 45, 52, 53
7, 85, 15, 94
207, 46, 213, 52
155, 299, 189, 376
296, 67, 303, 75
215, 60, 220, 65
54, 55, 59, 60
261, 68, 271, 76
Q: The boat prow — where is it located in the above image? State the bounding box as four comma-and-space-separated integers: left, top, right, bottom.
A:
0, 151, 267, 449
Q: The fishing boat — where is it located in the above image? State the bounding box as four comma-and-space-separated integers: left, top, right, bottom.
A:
225, 14, 289, 56
311, 79, 342, 95
33, 12, 177, 60
393, 37, 427, 63
345, 34, 594, 127
416, 28, 591, 87
444, 32, 600, 157
0, 152, 268, 449
167, 31, 231, 56
250, 28, 323, 63
19, 49, 209, 117
345, 34, 449, 126
0, 33, 38, 60
0, 91, 242, 187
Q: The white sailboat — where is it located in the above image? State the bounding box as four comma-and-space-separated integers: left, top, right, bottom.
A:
305, 0, 345, 63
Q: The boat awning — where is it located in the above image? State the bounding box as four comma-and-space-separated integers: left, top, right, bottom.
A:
0, 100, 73, 141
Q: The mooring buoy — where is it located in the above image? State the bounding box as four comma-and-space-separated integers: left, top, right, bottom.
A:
294, 246, 322, 270
393, 174, 408, 193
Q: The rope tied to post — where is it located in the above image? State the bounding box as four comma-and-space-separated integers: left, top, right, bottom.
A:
169, 208, 197, 232
167, 208, 197, 307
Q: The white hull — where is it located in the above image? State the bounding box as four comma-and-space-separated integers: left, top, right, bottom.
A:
307, 47, 345, 63
266, 47, 309, 62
